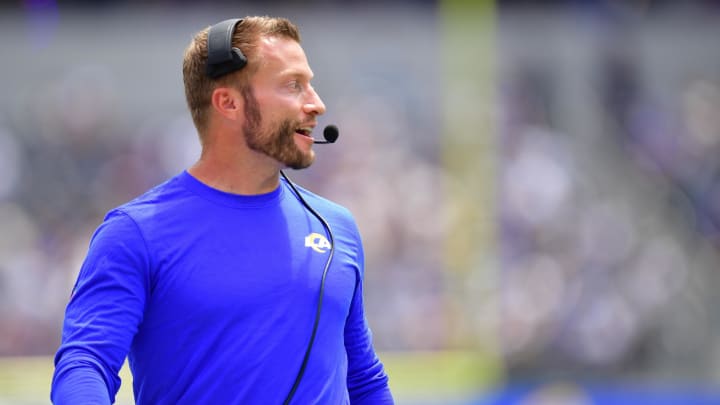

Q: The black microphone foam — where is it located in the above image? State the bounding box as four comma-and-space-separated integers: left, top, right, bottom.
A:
322, 125, 339, 143
313, 125, 339, 144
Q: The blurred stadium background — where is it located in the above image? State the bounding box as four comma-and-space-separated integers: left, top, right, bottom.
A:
2, 0, 720, 404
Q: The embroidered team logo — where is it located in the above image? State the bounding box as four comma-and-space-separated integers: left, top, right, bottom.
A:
305, 232, 331, 253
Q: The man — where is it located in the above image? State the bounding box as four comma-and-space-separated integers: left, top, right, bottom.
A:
51, 16, 394, 404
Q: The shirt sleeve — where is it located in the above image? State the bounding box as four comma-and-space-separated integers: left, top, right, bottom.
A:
51, 210, 151, 404
344, 237, 395, 404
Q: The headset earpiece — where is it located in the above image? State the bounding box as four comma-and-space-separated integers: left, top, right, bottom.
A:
206, 18, 247, 79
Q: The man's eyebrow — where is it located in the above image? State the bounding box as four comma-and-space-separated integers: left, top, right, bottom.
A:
280, 69, 314, 80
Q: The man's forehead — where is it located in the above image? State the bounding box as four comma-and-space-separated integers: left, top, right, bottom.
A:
256, 36, 312, 75
257, 36, 303, 59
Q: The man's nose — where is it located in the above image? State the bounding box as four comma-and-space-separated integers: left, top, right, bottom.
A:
303, 87, 326, 116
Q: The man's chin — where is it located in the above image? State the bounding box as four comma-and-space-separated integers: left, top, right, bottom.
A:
285, 153, 315, 170
286, 137, 315, 169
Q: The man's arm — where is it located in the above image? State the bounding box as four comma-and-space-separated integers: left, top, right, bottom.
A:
51, 211, 150, 404
51, 357, 114, 405
344, 235, 394, 404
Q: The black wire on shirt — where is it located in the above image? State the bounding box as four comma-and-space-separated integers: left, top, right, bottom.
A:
280, 170, 335, 405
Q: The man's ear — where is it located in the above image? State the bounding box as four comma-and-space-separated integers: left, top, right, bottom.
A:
210, 87, 243, 120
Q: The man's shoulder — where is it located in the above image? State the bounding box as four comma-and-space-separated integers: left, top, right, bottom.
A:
283, 181, 363, 240
106, 172, 189, 223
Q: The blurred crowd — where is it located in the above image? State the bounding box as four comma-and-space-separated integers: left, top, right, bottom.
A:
1, 0, 719, 388
497, 6, 720, 380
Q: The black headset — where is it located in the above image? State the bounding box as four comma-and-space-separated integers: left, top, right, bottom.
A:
205, 18, 335, 405
206, 18, 247, 79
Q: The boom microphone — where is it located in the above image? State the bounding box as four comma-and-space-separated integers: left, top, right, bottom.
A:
314, 125, 339, 144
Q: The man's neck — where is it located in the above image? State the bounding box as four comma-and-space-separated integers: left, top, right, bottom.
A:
187, 150, 281, 195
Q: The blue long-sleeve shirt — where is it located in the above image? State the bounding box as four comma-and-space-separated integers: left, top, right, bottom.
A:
51, 171, 394, 404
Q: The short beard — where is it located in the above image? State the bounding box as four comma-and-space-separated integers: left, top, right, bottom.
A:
241, 86, 315, 170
